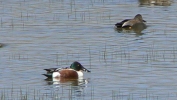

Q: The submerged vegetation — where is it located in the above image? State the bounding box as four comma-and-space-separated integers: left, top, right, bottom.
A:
0, 86, 176, 100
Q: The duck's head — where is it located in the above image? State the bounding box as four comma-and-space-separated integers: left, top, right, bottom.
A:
134, 14, 143, 22
70, 61, 91, 72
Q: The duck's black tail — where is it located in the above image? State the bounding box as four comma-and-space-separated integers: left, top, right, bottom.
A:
115, 19, 130, 28
44, 68, 58, 73
43, 68, 58, 78
43, 67, 67, 78
42, 74, 52, 78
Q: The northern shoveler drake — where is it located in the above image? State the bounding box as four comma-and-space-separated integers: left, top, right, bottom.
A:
43, 61, 91, 79
115, 14, 146, 29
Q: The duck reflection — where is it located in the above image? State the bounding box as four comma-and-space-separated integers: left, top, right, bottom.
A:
139, 0, 172, 6
44, 77, 89, 97
44, 77, 89, 86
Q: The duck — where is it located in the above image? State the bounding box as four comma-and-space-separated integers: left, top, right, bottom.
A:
0, 43, 3, 48
115, 14, 146, 28
42, 61, 91, 79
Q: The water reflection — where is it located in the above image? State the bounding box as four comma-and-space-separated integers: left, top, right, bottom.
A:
44, 77, 89, 98
139, 0, 172, 6
44, 77, 88, 86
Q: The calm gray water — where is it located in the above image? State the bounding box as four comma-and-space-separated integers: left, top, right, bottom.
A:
0, 0, 177, 100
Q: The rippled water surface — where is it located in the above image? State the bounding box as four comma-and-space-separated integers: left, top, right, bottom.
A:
1, 0, 177, 100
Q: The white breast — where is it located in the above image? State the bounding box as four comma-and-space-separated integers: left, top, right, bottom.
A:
77, 71, 83, 77
52, 72, 60, 78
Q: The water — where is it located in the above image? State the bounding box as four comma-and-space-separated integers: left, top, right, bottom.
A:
0, 0, 177, 100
